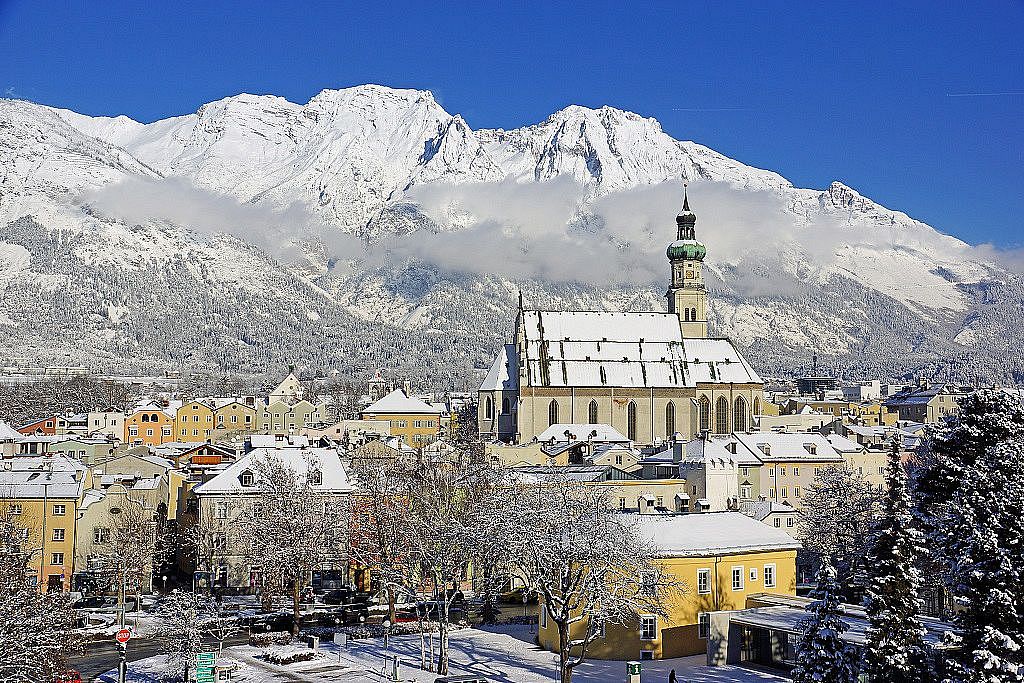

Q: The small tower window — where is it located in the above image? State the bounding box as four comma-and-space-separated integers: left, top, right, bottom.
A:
548, 400, 559, 427
627, 401, 638, 441
501, 397, 510, 415
484, 397, 493, 420
665, 402, 676, 436
588, 400, 599, 425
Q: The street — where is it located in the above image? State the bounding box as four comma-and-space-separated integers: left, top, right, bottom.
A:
73, 633, 250, 682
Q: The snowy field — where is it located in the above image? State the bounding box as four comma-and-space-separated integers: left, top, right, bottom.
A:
98, 625, 786, 683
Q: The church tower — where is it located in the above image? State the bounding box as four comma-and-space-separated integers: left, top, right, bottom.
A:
666, 184, 708, 338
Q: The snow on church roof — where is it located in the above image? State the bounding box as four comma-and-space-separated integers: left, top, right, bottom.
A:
480, 344, 518, 391
514, 309, 761, 389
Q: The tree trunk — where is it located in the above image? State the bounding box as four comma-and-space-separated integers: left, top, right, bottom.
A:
557, 620, 573, 683
387, 585, 396, 623
291, 582, 301, 636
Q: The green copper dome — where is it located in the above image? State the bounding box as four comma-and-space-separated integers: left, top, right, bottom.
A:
667, 239, 706, 261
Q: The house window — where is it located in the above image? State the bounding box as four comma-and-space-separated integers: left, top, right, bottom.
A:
50, 552, 64, 566
764, 564, 776, 588
780, 466, 786, 476
794, 486, 801, 497
656, 496, 663, 507
787, 517, 795, 528
615, 454, 623, 465
750, 568, 758, 582
588, 400, 598, 425
769, 488, 776, 499
212, 533, 227, 551
94, 527, 110, 544
52, 504, 66, 516
10, 504, 22, 515
640, 650, 654, 661
768, 468, 775, 478
192, 429, 199, 436
774, 518, 781, 528
740, 466, 748, 476
698, 613, 710, 639
129, 427, 138, 436
627, 401, 638, 441
146, 429, 154, 436
548, 400, 559, 427
215, 502, 228, 519
52, 528, 65, 542
794, 467, 800, 476
619, 497, 626, 509
231, 415, 238, 424
240, 471, 254, 487
308, 469, 322, 486
715, 396, 729, 434
740, 485, 752, 500
732, 566, 744, 591
640, 615, 657, 641
733, 396, 747, 432
665, 402, 676, 436
540, 608, 547, 629
781, 487, 788, 498
697, 568, 711, 594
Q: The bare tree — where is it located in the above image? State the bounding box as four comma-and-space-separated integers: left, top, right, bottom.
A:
0, 513, 79, 682
233, 453, 349, 635
398, 452, 498, 675
155, 590, 238, 682
798, 465, 882, 601
500, 470, 684, 683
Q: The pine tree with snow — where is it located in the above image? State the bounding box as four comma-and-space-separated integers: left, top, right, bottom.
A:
915, 390, 1024, 682
863, 439, 932, 683
792, 556, 858, 683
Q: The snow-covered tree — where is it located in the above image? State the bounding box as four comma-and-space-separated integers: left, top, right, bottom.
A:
90, 494, 167, 618
791, 556, 858, 683
863, 440, 932, 683
155, 590, 235, 682
501, 469, 683, 683
0, 514, 79, 682
798, 464, 881, 600
233, 453, 349, 635
916, 390, 1024, 683
397, 451, 500, 675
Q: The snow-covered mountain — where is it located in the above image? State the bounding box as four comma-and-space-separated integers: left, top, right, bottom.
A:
1, 85, 1020, 384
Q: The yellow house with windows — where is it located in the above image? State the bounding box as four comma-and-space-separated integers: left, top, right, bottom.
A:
360, 389, 442, 447
212, 399, 257, 437
175, 400, 215, 442
538, 511, 800, 661
0, 454, 91, 591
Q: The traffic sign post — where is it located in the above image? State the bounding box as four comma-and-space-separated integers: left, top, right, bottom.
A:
115, 629, 132, 645
115, 629, 131, 683
196, 651, 216, 683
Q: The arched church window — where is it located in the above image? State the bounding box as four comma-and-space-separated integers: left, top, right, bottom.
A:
753, 397, 761, 416
588, 400, 599, 425
733, 396, 748, 433
715, 396, 729, 434
665, 402, 676, 436
501, 397, 510, 415
548, 400, 558, 427
699, 396, 711, 433
485, 397, 493, 420
627, 401, 638, 441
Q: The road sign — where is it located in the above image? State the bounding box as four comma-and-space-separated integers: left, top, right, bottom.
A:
196, 651, 216, 683
115, 629, 132, 644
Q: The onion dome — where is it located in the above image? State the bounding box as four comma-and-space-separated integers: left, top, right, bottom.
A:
667, 239, 707, 261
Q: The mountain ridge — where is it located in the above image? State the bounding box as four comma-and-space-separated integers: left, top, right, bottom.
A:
1, 85, 1021, 385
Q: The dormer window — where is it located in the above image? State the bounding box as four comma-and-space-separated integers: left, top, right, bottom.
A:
758, 444, 770, 456
804, 443, 817, 455
239, 470, 255, 487
308, 469, 322, 486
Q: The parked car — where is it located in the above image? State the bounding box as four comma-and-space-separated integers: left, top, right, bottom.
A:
316, 604, 369, 626
72, 596, 116, 610
237, 611, 294, 632
322, 587, 372, 605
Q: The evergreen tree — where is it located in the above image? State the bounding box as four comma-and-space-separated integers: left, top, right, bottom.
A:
916, 390, 1024, 682
792, 556, 858, 683
864, 440, 931, 683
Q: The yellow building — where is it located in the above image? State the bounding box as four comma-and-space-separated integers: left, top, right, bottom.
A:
360, 389, 442, 447
538, 511, 800, 660
0, 454, 91, 591
212, 399, 257, 437
174, 400, 215, 442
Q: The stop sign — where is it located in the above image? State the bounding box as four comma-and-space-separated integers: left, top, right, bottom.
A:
115, 628, 132, 644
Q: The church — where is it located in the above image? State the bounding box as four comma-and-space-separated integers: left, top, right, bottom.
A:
478, 186, 765, 445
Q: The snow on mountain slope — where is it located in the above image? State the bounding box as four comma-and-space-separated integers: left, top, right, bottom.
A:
0, 85, 1017, 382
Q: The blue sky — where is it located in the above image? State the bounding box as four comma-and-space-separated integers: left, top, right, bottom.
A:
1, 1, 1021, 248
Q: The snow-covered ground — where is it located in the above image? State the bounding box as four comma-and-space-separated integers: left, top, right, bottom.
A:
98, 625, 786, 683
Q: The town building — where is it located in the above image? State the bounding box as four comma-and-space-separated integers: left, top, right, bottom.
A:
884, 381, 973, 423
360, 389, 442, 447
538, 511, 800, 661
479, 188, 765, 445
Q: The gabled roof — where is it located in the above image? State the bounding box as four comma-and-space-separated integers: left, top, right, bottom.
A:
0, 420, 23, 441
516, 310, 761, 389
194, 447, 352, 495
630, 511, 801, 556
480, 344, 518, 391
730, 432, 845, 463
362, 389, 442, 415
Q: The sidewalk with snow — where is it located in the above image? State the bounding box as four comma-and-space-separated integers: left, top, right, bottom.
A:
98, 625, 787, 683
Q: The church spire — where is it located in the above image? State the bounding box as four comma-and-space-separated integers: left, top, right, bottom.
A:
676, 181, 697, 240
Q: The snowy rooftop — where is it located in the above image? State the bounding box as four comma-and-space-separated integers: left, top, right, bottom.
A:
479, 343, 518, 391
245, 434, 310, 449
362, 389, 442, 415
730, 432, 845, 463
511, 309, 762, 389
535, 423, 630, 443
740, 500, 797, 522
194, 447, 352, 495
630, 511, 801, 557
0, 420, 22, 441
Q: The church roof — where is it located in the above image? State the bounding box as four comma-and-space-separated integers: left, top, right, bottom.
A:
514, 310, 761, 389
480, 344, 518, 391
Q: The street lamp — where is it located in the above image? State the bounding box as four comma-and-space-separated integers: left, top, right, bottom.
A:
382, 618, 392, 651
